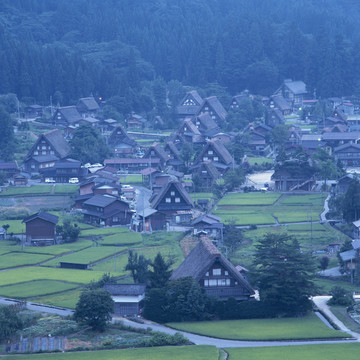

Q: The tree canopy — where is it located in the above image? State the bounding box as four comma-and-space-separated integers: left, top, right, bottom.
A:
253, 233, 317, 316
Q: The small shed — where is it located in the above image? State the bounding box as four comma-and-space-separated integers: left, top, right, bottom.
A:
103, 284, 146, 316
22, 211, 59, 245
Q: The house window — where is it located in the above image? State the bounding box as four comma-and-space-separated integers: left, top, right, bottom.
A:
50, 150, 54, 155
209, 279, 217, 286
31, 164, 35, 169
175, 197, 180, 203
165, 198, 171, 203
208, 150, 213, 155
202, 170, 207, 174
42, 151, 46, 155
204, 280, 209, 286
205, 106, 209, 111
171, 191, 175, 196
213, 268, 221, 276
113, 217, 119, 222
218, 279, 226, 286
212, 115, 216, 119
42, 146, 46, 150
213, 157, 219, 161
226, 279, 230, 286
175, 215, 180, 223
203, 157, 208, 161
225, 271, 228, 276
206, 272, 209, 276
34, 151, 38, 155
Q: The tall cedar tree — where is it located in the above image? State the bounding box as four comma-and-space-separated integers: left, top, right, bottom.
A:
149, 253, 173, 288
125, 250, 151, 284
253, 233, 317, 316
342, 178, 360, 223
0, 106, 15, 161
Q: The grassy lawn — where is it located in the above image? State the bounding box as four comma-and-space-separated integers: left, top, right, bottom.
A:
42, 246, 125, 267
214, 208, 276, 225
0, 280, 80, 298
226, 343, 360, 360
0, 185, 52, 196
120, 174, 143, 185
0, 219, 25, 233
0, 267, 110, 286
81, 227, 130, 236
314, 278, 360, 294
189, 192, 213, 200
29, 289, 82, 309
247, 157, 273, 166
3, 345, 218, 360
167, 313, 347, 340
331, 306, 360, 333
53, 185, 79, 194
0, 252, 54, 269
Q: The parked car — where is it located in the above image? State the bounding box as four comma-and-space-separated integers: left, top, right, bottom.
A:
69, 178, 79, 184
45, 178, 55, 183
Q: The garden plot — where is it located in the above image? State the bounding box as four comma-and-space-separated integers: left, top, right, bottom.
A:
0, 279, 80, 298
42, 246, 126, 267
0, 267, 111, 287
0, 252, 54, 269
0, 185, 53, 196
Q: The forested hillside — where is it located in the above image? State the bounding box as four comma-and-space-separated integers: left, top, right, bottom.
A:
1, 0, 360, 105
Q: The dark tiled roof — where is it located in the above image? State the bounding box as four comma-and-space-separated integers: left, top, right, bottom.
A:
171, 237, 254, 294
83, 194, 118, 207
192, 214, 222, 225
32, 155, 60, 163
334, 143, 360, 152
322, 132, 360, 141
270, 95, 292, 111
103, 284, 146, 296
143, 142, 169, 163
23, 211, 59, 224
0, 162, 18, 170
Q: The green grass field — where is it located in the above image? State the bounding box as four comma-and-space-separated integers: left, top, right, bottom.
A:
0, 252, 54, 269
0, 219, 25, 233
120, 174, 143, 185
0, 267, 110, 286
53, 185, 79, 194
0, 185, 52, 196
101, 232, 143, 246
29, 289, 82, 309
213, 193, 326, 225
218, 192, 281, 206
226, 343, 360, 360
247, 157, 273, 166
0, 280, 80, 298
42, 246, 124, 267
81, 227, 130, 236
167, 313, 347, 340
190, 192, 213, 200
3, 345, 218, 360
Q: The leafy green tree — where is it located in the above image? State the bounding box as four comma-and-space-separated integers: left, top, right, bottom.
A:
328, 286, 354, 306
253, 233, 317, 316
223, 167, 245, 191
69, 124, 110, 164
74, 289, 114, 332
0, 105, 15, 161
56, 219, 80, 243
149, 253, 174, 289
125, 250, 151, 284
270, 124, 289, 149
319, 256, 329, 272
223, 223, 243, 256
0, 305, 23, 341
342, 178, 360, 223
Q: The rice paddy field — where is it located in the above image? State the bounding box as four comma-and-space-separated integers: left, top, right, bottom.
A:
226, 343, 360, 360
167, 313, 348, 341
0, 185, 53, 196
246, 157, 273, 166
213, 193, 326, 225
2, 345, 219, 360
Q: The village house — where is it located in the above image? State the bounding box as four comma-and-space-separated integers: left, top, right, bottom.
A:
76, 96, 100, 117
104, 157, 161, 173
322, 131, 360, 149
126, 113, 147, 129
275, 79, 308, 111
339, 240, 360, 275
229, 94, 248, 111
107, 125, 137, 156
52, 106, 83, 127
171, 237, 255, 301
266, 108, 285, 128
334, 143, 360, 167
150, 180, 194, 225
176, 90, 203, 121
191, 161, 221, 189
41, 158, 88, 183
143, 142, 169, 169
191, 112, 220, 137
103, 284, 146, 317
24, 129, 71, 173
163, 141, 184, 171
22, 211, 59, 246
268, 94, 292, 116
193, 139, 235, 174
131, 208, 167, 232
172, 118, 204, 146
192, 214, 224, 242
196, 96, 227, 126
0, 161, 19, 180
82, 194, 133, 226
334, 173, 358, 194
24, 104, 43, 119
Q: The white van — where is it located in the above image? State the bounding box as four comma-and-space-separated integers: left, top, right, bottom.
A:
69, 178, 79, 184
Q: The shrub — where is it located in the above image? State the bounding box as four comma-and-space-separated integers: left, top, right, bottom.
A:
328, 286, 354, 306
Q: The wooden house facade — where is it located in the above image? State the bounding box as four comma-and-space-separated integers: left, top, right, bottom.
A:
171, 237, 255, 301
176, 90, 203, 121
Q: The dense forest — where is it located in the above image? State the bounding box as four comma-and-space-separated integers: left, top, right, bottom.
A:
1, 0, 360, 107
